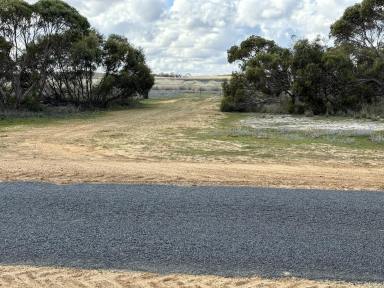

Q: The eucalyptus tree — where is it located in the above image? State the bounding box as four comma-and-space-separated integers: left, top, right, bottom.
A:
0, 37, 12, 108
0, 0, 35, 107
34, 0, 91, 103
223, 0, 384, 115
330, 0, 384, 54
228, 36, 293, 98
0, 0, 90, 107
222, 35, 361, 114
46, 30, 102, 105
98, 34, 154, 106
322, 46, 357, 113
0, 0, 154, 110
331, 0, 384, 101
222, 36, 294, 112
291, 39, 329, 114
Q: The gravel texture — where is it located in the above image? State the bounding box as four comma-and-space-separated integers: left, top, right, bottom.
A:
0, 183, 383, 282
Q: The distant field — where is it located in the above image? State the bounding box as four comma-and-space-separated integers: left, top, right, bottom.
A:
149, 75, 229, 97
90, 74, 229, 98
0, 93, 383, 190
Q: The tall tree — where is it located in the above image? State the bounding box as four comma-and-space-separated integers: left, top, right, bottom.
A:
292, 39, 328, 114
228, 36, 293, 98
98, 35, 154, 106
322, 46, 357, 113
45, 30, 102, 105
0, 0, 154, 110
223, 36, 294, 112
331, 0, 384, 54
0, 0, 35, 107
331, 0, 384, 99
0, 36, 12, 108
0, 0, 90, 108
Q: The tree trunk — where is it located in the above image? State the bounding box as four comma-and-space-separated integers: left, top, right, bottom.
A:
0, 87, 6, 111
14, 73, 22, 109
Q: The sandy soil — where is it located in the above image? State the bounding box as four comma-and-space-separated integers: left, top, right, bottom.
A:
0, 265, 381, 288
0, 96, 383, 190
1, 159, 383, 190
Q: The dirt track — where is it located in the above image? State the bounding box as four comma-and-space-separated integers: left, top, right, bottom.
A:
0, 266, 381, 288
0, 96, 383, 190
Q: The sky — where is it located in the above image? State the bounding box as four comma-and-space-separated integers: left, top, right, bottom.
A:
30, 0, 358, 75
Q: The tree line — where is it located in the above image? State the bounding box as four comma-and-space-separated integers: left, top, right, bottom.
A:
0, 0, 154, 111
222, 0, 384, 116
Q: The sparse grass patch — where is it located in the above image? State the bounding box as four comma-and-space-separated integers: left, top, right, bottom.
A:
172, 104, 384, 164
0, 100, 160, 129
228, 127, 271, 139
0, 109, 105, 129
370, 133, 384, 144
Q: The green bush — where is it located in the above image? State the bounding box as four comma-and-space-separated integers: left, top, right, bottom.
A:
22, 94, 42, 112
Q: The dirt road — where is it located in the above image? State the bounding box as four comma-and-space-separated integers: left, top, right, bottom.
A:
0, 96, 383, 190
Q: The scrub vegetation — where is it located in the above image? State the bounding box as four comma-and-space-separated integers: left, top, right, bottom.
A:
222, 0, 384, 118
0, 0, 154, 111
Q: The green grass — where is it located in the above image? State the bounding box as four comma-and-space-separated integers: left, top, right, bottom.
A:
174, 106, 384, 163
0, 97, 168, 130
0, 111, 105, 129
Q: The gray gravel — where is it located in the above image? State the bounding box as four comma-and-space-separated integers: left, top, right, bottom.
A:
0, 182, 383, 282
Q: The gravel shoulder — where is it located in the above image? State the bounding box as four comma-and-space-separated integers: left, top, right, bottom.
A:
1, 159, 383, 191
0, 265, 382, 288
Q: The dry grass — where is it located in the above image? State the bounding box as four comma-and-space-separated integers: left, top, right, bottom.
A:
0, 95, 384, 190
0, 265, 381, 288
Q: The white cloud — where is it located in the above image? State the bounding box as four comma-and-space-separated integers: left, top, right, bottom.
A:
236, 0, 356, 46
237, 0, 300, 25
26, 0, 358, 75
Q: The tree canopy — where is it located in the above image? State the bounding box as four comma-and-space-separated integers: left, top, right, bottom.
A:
222, 0, 384, 116
0, 0, 154, 110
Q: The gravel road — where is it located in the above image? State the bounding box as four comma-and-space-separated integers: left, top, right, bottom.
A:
0, 183, 383, 282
